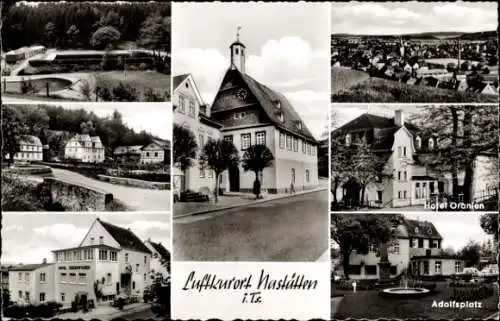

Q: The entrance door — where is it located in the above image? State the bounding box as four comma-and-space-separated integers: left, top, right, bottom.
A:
229, 166, 240, 192
438, 182, 445, 193
423, 261, 429, 275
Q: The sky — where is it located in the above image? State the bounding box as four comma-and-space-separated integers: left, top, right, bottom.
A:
1, 213, 171, 265
21, 102, 172, 140
331, 213, 494, 252
173, 2, 330, 140
332, 1, 498, 35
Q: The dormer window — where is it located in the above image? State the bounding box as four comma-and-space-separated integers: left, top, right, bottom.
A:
296, 121, 302, 130
185, 82, 189, 88
416, 136, 422, 149
277, 112, 284, 122
345, 133, 351, 146
273, 100, 281, 109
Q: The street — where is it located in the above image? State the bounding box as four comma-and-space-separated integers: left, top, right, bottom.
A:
174, 190, 329, 261
111, 307, 165, 320
52, 168, 170, 211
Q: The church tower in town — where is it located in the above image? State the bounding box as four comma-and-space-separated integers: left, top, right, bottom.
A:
230, 26, 246, 73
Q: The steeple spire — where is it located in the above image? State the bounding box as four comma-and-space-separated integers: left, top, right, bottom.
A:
230, 26, 246, 73
237, 26, 242, 42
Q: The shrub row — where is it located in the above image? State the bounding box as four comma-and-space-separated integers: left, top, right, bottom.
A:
107, 168, 170, 182
449, 284, 495, 301
4, 301, 62, 318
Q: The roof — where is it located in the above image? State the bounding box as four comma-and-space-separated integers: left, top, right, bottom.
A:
19, 135, 42, 146
148, 240, 170, 262
412, 175, 437, 181
173, 74, 190, 91
402, 219, 442, 239
52, 244, 120, 252
212, 68, 317, 143
114, 145, 143, 155
230, 40, 246, 48
97, 218, 152, 254
9, 263, 53, 271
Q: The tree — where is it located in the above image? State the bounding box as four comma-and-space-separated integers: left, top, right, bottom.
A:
242, 144, 274, 199
44, 22, 55, 47
458, 241, 481, 267
200, 139, 240, 203
330, 133, 356, 205
66, 25, 80, 47
446, 62, 457, 72
352, 140, 388, 206
173, 124, 198, 188
480, 213, 498, 242
138, 14, 171, 73
1, 106, 27, 167
331, 213, 402, 279
91, 26, 121, 50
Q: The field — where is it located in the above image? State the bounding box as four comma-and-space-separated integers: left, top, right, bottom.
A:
331, 67, 370, 94
332, 76, 498, 103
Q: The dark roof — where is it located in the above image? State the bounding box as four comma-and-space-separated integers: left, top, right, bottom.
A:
9, 263, 53, 271
230, 40, 246, 48
212, 69, 317, 143
52, 244, 120, 252
200, 114, 224, 129
97, 218, 152, 254
403, 219, 442, 239
148, 240, 171, 262
173, 74, 190, 91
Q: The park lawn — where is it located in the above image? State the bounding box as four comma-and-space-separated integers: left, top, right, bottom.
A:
95, 70, 171, 100
332, 76, 498, 103
332, 282, 499, 320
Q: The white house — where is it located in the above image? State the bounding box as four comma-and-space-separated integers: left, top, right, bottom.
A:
8, 135, 43, 162
340, 218, 465, 279
173, 34, 320, 196
8, 260, 55, 305
64, 134, 105, 163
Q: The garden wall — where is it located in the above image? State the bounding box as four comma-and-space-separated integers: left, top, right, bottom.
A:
97, 174, 170, 190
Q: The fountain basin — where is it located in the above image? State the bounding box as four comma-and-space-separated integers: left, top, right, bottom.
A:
380, 287, 430, 298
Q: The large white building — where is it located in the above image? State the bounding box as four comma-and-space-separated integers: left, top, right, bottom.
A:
6, 135, 43, 162
8, 219, 154, 307
338, 217, 465, 279
173, 35, 319, 197
64, 134, 105, 163
332, 109, 498, 208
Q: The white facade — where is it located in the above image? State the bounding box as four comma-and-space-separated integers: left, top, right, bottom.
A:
64, 134, 105, 163
140, 142, 165, 164
8, 263, 55, 305
9, 135, 43, 162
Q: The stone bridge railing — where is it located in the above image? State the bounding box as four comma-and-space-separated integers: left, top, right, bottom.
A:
42, 177, 113, 211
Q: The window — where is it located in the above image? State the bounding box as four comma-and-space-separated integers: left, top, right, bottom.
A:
144, 273, 147, 281
256, 132, 266, 146
312, 145, 316, 156
235, 47, 239, 55
188, 101, 195, 117
404, 190, 407, 199
144, 256, 147, 264
178, 96, 185, 113
277, 112, 284, 122
110, 251, 117, 261
136, 264, 140, 272
199, 166, 205, 178
19, 291, 22, 299
398, 146, 402, 157
435, 261, 442, 274
428, 138, 434, 150
279, 132, 285, 149
69, 273, 76, 283
398, 191, 402, 199
224, 135, 233, 143
411, 238, 418, 248
84, 249, 93, 260
99, 236, 103, 245
125, 253, 128, 262
293, 137, 298, 152
40, 273, 46, 282
348, 265, 361, 275
345, 134, 351, 146
403, 146, 407, 157
90, 237, 94, 245
74, 250, 81, 261
99, 250, 108, 261
418, 238, 424, 248
296, 121, 302, 130
377, 191, 383, 203
455, 261, 462, 273
207, 168, 213, 178
132, 281, 136, 290
39, 293, 45, 302
106, 273, 112, 285
25, 273, 30, 282
241, 133, 251, 150
61, 273, 67, 282
416, 136, 421, 149
393, 242, 400, 254
305, 169, 310, 182
286, 134, 292, 151
431, 239, 440, 249
404, 171, 407, 181
198, 134, 204, 150
398, 171, 401, 180
78, 273, 87, 283
18, 272, 22, 281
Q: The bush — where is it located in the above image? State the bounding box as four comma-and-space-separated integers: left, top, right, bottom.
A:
4, 301, 62, 318
144, 88, 165, 102
112, 83, 139, 101
1, 172, 51, 211
449, 284, 494, 300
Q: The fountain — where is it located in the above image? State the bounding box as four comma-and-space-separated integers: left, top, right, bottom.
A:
380, 269, 430, 297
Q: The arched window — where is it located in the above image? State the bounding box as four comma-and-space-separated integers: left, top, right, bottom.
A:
428, 138, 434, 150
416, 136, 422, 149
345, 133, 352, 146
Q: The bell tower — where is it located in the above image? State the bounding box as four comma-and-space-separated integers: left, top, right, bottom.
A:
230, 26, 246, 73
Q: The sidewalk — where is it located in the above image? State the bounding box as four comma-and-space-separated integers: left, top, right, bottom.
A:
54, 302, 150, 320
174, 180, 328, 218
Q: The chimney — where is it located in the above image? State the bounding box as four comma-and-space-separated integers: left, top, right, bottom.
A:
42, 258, 47, 264
394, 109, 404, 127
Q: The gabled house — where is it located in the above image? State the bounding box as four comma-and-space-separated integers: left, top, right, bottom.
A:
6, 135, 43, 162
64, 134, 105, 163
331, 109, 498, 208
113, 140, 170, 165
144, 239, 170, 284
342, 217, 465, 280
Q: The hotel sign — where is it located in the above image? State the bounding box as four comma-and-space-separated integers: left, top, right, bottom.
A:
58, 266, 91, 270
